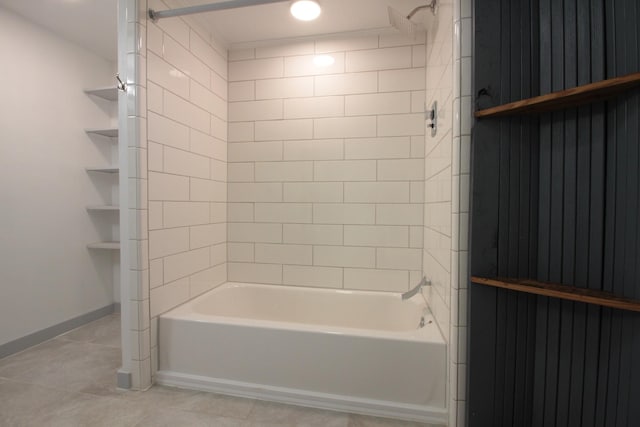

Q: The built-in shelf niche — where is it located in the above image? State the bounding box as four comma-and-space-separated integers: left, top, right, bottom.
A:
86, 205, 119, 211
84, 87, 118, 101
86, 167, 119, 174
87, 242, 120, 250
86, 128, 118, 138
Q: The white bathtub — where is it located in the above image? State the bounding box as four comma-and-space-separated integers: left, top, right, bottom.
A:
156, 282, 447, 423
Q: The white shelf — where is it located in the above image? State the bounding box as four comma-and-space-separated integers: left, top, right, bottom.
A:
86, 205, 119, 212
87, 242, 120, 250
86, 166, 119, 174
84, 87, 118, 101
86, 128, 118, 138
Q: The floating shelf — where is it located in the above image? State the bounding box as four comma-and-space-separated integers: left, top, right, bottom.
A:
84, 87, 118, 101
475, 71, 640, 118
471, 276, 640, 313
87, 242, 120, 250
86, 128, 118, 138
86, 205, 119, 212
86, 167, 119, 174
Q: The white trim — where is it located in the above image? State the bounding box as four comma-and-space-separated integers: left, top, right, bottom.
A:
156, 370, 448, 424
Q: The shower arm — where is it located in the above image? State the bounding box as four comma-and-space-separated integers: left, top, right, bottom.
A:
149, 0, 289, 21
407, 0, 437, 19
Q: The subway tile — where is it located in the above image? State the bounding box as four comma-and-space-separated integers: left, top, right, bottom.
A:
313, 204, 375, 225
228, 163, 254, 182
256, 41, 315, 58
191, 178, 227, 202
228, 223, 282, 243
211, 242, 227, 265
344, 268, 409, 292
147, 81, 163, 114
255, 161, 314, 182
148, 201, 163, 230
149, 227, 189, 259
163, 247, 210, 283
378, 159, 425, 181
284, 182, 343, 202
211, 114, 227, 142
164, 91, 210, 134
378, 113, 425, 137
284, 96, 344, 119
314, 246, 375, 268
229, 99, 283, 122
190, 264, 227, 296
227, 203, 254, 222
344, 137, 411, 160
210, 202, 227, 223
255, 244, 312, 265
228, 242, 254, 262
148, 141, 163, 171
379, 68, 426, 92
412, 45, 426, 67
314, 116, 376, 139
148, 112, 189, 151
411, 181, 425, 203
345, 92, 411, 116
150, 277, 189, 317
411, 136, 426, 158
150, 258, 163, 289
346, 47, 412, 72
210, 159, 227, 182
411, 90, 426, 113
147, 52, 189, 98
314, 160, 376, 181
283, 140, 344, 161
344, 225, 409, 248
228, 142, 283, 162
282, 265, 343, 288
163, 201, 210, 228
376, 204, 423, 225
190, 223, 226, 248
314, 72, 377, 96
229, 48, 255, 61
255, 119, 313, 141
147, 23, 163, 56
228, 262, 282, 284
228, 183, 283, 202
148, 172, 189, 201
190, 129, 223, 160
228, 122, 254, 142
376, 248, 422, 270
379, 32, 426, 47
344, 182, 410, 203
284, 53, 345, 77
163, 35, 210, 88
256, 76, 314, 99
190, 80, 227, 121
190, 30, 227, 78
229, 81, 255, 102
255, 203, 312, 223
315, 35, 378, 53
211, 71, 228, 101
229, 57, 284, 81
163, 146, 210, 179
283, 224, 343, 245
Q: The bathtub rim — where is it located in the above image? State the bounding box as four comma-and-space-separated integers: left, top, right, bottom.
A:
155, 370, 449, 424
160, 281, 445, 343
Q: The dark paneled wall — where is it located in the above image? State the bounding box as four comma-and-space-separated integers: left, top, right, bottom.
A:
469, 0, 640, 426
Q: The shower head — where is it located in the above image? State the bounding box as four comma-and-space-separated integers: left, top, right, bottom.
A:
387, 0, 436, 40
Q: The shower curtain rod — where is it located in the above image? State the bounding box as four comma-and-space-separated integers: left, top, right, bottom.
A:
149, 0, 289, 21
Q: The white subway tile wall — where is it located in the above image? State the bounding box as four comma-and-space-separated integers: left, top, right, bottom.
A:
227, 34, 426, 292
146, 2, 228, 377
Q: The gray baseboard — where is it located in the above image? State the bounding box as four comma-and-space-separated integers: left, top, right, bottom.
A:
117, 369, 132, 389
0, 303, 117, 359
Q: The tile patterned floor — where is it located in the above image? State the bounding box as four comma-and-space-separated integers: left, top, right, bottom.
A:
0, 314, 444, 427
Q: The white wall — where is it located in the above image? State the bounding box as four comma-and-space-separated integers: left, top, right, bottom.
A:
226, 34, 426, 292
0, 7, 117, 346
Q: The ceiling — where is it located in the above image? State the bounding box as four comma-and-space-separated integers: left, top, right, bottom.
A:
172, 0, 429, 48
0, 0, 428, 61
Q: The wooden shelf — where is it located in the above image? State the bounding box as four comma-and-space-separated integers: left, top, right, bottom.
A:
471, 276, 640, 313
84, 87, 118, 101
87, 242, 120, 250
86, 205, 119, 212
86, 128, 118, 138
86, 167, 119, 174
475, 71, 640, 118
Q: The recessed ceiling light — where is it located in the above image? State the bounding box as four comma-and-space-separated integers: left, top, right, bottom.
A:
290, 0, 321, 21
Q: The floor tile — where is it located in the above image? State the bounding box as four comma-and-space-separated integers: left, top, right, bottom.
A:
133, 408, 245, 427
348, 414, 444, 427
247, 400, 349, 427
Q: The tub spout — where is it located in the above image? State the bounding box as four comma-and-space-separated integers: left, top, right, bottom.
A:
401, 276, 430, 300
